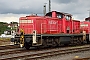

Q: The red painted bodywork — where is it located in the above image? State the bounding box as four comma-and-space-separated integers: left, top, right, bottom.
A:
80, 21, 90, 34
73, 20, 80, 33
19, 11, 80, 34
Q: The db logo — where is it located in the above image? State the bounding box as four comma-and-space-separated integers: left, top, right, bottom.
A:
49, 20, 57, 24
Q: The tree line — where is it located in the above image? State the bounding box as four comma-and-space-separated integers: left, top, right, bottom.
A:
0, 22, 18, 35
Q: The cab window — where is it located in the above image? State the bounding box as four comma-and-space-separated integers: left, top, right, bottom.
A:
65, 16, 71, 20
57, 14, 63, 18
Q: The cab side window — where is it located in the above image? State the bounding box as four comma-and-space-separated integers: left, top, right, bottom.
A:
57, 14, 63, 18
65, 16, 71, 20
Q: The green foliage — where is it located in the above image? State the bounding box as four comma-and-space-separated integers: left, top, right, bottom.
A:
0, 22, 11, 35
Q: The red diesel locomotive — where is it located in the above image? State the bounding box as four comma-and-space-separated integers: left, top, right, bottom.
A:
11, 11, 88, 49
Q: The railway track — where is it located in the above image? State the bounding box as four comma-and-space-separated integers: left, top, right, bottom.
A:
0, 45, 90, 60
0, 45, 20, 50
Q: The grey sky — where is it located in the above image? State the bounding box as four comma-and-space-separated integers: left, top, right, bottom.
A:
0, 0, 90, 23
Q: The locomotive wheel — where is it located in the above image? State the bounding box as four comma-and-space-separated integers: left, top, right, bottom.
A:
24, 42, 30, 50
52, 41, 57, 47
